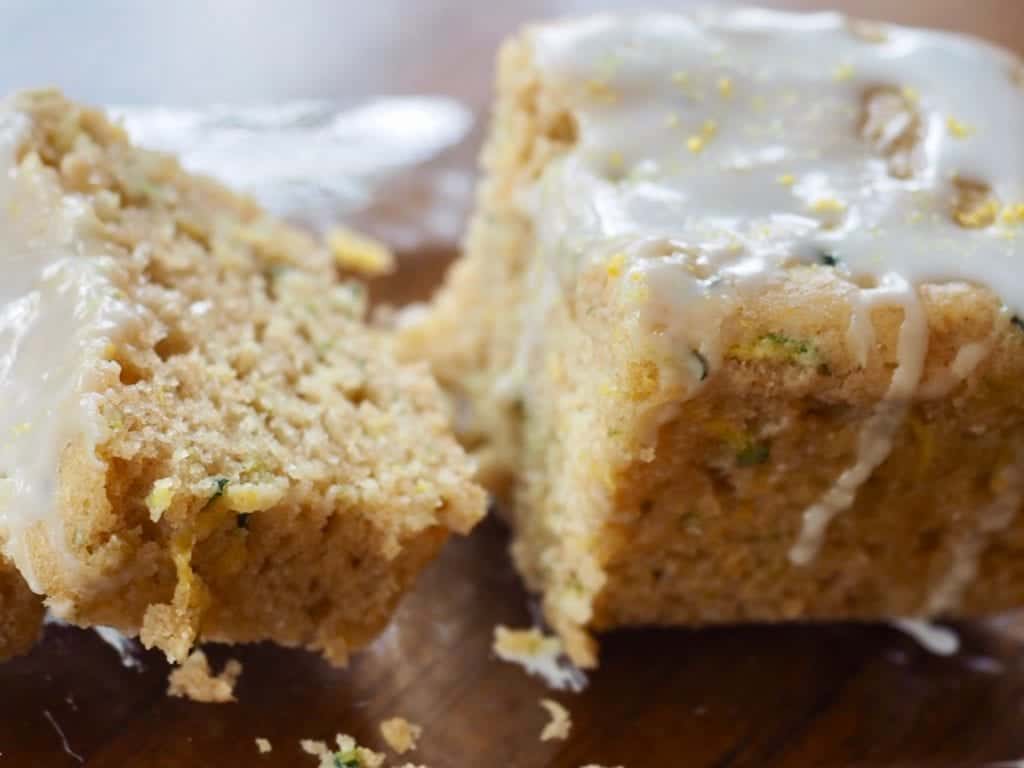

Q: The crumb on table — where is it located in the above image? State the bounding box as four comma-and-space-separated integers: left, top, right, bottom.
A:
539, 698, 571, 741
166, 649, 242, 703
300, 734, 384, 768
380, 716, 422, 754
493, 625, 562, 665
255, 737, 272, 754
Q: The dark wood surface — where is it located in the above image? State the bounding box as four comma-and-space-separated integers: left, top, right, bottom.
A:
3, 2, 1024, 766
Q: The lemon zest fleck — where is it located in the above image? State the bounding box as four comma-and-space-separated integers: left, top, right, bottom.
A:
605, 252, 627, 278
946, 116, 975, 140
833, 63, 855, 82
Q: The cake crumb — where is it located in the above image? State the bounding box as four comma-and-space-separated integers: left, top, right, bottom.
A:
379, 716, 422, 754
255, 737, 272, 754
166, 649, 242, 703
300, 734, 384, 768
492, 625, 587, 691
327, 226, 396, 276
494, 625, 562, 663
539, 698, 571, 741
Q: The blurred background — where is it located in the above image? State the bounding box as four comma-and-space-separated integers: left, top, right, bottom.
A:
2, 0, 1021, 110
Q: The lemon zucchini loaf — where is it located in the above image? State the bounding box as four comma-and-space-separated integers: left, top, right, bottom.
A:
0, 90, 484, 663
399, 10, 1024, 665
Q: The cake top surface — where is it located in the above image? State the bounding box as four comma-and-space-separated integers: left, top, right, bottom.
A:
526, 8, 1024, 326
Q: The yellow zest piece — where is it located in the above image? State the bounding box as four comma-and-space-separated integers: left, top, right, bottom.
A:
833, 63, 855, 82
717, 76, 733, 98
901, 86, 920, 105
605, 252, 627, 278
326, 226, 395, 277
146, 478, 176, 523
607, 151, 625, 172
701, 119, 718, 138
687, 135, 705, 153
946, 116, 975, 140
1001, 203, 1024, 225
810, 197, 847, 214
10, 422, 31, 437
671, 70, 690, 85
777, 173, 796, 187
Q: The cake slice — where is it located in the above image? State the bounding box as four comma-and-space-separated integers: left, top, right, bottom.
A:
0, 90, 484, 663
398, 9, 1024, 665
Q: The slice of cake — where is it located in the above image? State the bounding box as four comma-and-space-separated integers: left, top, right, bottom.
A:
398, 9, 1024, 665
0, 90, 485, 663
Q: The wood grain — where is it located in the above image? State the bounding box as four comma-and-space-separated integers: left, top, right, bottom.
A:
2, 2, 1024, 766
4, 518, 1024, 767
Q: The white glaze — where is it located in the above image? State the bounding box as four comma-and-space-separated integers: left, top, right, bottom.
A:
925, 453, 1024, 614
93, 626, 144, 670
0, 103, 149, 593
791, 274, 928, 565
525, 9, 1024, 564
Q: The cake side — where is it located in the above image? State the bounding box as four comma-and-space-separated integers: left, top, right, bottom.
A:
424, 11, 1024, 665
0, 91, 485, 663
394, 37, 578, 496
0, 558, 42, 660
531, 271, 1024, 658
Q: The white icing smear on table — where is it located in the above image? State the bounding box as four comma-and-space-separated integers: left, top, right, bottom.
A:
492, 624, 588, 692
0, 102, 148, 593
526, 9, 1024, 563
115, 98, 475, 246
93, 626, 144, 671
889, 619, 960, 656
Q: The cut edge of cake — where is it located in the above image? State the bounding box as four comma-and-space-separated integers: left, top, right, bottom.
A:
0, 89, 485, 664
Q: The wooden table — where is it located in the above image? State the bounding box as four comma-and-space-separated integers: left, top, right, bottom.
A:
3, 2, 1024, 766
